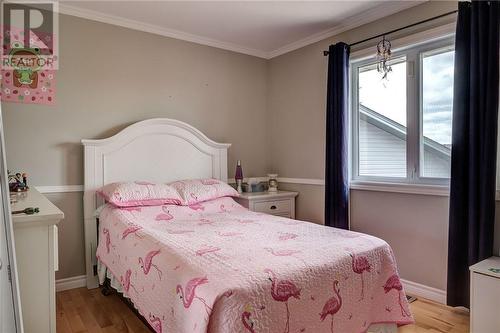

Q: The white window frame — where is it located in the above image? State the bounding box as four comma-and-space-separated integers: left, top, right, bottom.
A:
350, 32, 455, 193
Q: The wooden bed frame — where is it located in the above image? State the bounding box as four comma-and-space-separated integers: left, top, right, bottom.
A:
81, 118, 231, 288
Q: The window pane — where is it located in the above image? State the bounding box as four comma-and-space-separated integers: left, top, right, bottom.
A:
358, 58, 407, 177
421, 49, 454, 178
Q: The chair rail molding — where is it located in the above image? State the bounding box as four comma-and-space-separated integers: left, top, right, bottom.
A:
35, 185, 84, 194
34, 182, 500, 200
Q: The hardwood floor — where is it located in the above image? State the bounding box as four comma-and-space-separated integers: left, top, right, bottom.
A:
399, 297, 469, 333
57, 288, 470, 333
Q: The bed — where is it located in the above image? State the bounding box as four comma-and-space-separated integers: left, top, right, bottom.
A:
82, 118, 413, 333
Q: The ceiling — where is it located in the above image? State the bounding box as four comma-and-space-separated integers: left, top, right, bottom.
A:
59, 1, 424, 59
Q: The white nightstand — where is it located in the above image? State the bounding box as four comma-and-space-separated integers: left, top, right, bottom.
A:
470, 256, 500, 333
234, 191, 298, 219
11, 187, 64, 333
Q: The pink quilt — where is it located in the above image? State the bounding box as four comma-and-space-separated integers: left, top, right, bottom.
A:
96, 197, 413, 333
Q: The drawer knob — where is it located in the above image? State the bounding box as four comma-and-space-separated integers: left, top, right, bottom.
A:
270, 205, 277, 210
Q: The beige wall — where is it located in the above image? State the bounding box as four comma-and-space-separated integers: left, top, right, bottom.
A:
2, 14, 270, 279
267, 1, 463, 291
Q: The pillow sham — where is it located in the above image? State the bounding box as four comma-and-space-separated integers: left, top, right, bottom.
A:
98, 181, 182, 207
169, 178, 239, 205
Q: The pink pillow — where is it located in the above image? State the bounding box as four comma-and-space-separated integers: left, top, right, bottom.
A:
169, 179, 239, 205
98, 181, 182, 207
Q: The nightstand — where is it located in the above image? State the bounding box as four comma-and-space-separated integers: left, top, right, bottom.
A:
234, 191, 298, 219
11, 187, 64, 333
470, 256, 500, 333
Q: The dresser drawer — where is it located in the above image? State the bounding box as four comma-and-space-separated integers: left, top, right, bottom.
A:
254, 199, 291, 214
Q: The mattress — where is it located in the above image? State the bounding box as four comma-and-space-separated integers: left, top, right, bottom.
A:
96, 196, 413, 333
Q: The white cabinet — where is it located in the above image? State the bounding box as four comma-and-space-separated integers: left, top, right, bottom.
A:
11, 188, 63, 333
470, 256, 500, 333
234, 191, 298, 219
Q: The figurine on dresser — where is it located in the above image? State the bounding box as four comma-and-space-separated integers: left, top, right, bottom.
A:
8, 171, 28, 192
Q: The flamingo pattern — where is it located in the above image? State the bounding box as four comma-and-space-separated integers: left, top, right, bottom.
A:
188, 202, 205, 211
98, 181, 182, 207
155, 206, 173, 221
264, 248, 301, 256
241, 305, 256, 333
122, 225, 143, 239
170, 178, 238, 205
198, 218, 215, 225
319, 280, 342, 333
120, 269, 138, 293
95, 196, 413, 333
195, 245, 221, 256
201, 179, 219, 185
383, 274, 411, 317
176, 277, 212, 315
265, 268, 301, 333
139, 250, 163, 280
148, 313, 162, 333
102, 228, 112, 253
350, 252, 371, 300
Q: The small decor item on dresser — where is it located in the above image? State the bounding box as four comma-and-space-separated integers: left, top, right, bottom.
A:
8, 170, 28, 192
12, 207, 39, 215
246, 177, 258, 193
235, 160, 243, 193
268, 174, 278, 192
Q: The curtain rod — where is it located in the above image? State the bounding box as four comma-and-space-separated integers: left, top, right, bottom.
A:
323, 9, 458, 56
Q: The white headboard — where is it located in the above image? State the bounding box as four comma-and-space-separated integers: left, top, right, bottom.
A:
82, 118, 231, 288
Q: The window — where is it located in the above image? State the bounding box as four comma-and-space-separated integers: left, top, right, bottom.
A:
351, 38, 454, 185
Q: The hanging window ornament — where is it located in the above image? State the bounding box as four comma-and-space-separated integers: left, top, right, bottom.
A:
376, 35, 392, 80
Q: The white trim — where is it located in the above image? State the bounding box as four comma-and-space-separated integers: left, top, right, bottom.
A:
227, 177, 268, 185
32, 181, 500, 199
350, 181, 449, 197
55, 275, 87, 292
57, 2, 423, 60
35, 185, 84, 194
227, 177, 325, 186
279, 177, 325, 186
268, 1, 424, 58
401, 278, 447, 304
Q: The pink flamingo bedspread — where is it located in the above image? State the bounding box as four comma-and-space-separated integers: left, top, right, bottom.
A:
96, 197, 413, 333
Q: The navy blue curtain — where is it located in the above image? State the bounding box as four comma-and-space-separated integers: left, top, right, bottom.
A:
325, 42, 350, 229
447, 1, 499, 307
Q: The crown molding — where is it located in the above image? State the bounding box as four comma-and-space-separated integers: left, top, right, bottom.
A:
57, 3, 269, 59
268, 1, 425, 58
57, 2, 425, 60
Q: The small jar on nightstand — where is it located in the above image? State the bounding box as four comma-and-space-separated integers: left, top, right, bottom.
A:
234, 191, 298, 219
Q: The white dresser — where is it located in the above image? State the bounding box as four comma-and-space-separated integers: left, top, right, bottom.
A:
470, 256, 500, 333
11, 188, 63, 333
234, 191, 298, 219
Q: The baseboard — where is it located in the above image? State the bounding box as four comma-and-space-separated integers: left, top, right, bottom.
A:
401, 278, 446, 304
56, 275, 87, 292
